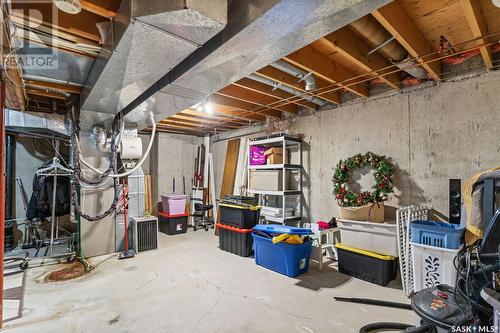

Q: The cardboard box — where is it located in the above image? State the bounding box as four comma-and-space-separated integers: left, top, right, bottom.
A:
249, 170, 283, 191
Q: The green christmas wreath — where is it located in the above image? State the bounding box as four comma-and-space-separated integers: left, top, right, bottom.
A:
332, 152, 395, 207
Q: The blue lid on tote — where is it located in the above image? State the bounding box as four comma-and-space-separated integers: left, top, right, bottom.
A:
253, 225, 313, 235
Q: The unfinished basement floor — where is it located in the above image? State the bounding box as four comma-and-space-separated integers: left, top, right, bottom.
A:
3, 231, 415, 333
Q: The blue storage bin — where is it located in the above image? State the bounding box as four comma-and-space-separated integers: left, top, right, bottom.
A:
410, 220, 464, 249
252, 232, 313, 277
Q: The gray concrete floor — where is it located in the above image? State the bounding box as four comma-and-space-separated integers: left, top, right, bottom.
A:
3, 230, 416, 333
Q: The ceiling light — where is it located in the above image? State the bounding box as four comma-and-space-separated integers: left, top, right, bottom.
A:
493, 0, 500, 8
53, 0, 82, 14
197, 95, 213, 114
204, 102, 213, 114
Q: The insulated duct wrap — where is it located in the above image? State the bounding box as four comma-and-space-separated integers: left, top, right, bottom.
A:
349, 16, 430, 80
92, 126, 110, 153
350, 16, 407, 62
394, 56, 429, 80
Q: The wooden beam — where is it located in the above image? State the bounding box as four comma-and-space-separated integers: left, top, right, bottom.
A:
233, 78, 318, 109
155, 125, 202, 135
81, 0, 118, 18
217, 85, 297, 114
156, 123, 201, 131
24, 79, 82, 94
179, 109, 247, 124
160, 120, 200, 128
460, 0, 493, 69
156, 123, 227, 135
26, 88, 67, 100
211, 103, 266, 122
372, 2, 441, 81
169, 114, 242, 128
322, 28, 400, 90
11, 3, 102, 42
256, 66, 341, 104
1, 9, 26, 111
162, 118, 241, 130
210, 95, 282, 118
13, 26, 98, 58
283, 45, 369, 98
145, 126, 199, 135
9, 14, 99, 47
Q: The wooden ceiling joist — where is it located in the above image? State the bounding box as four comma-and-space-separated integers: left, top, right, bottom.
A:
179, 109, 247, 125
217, 85, 297, 114
162, 118, 241, 130
155, 124, 203, 134
233, 78, 318, 109
170, 114, 242, 128
372, 2, 441, 81
209, 95, 282, 119
210, 103, 267, 122
81, 0, 118, 18
283, 45, 369, 98
26, 88, 67, 100
460, 0, 493, 69
256, 66, 341, 105
157, 122, 201, 130
1, 8, 26, 111
25, 79, 82, 94
322, 27, 400, 90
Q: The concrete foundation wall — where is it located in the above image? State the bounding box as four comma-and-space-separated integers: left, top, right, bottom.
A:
147, 132, 202, 213
211, 70, 500, 223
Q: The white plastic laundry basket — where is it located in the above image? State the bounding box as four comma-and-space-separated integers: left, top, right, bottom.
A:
411, 242, 461, 293
396, 205, 429, 296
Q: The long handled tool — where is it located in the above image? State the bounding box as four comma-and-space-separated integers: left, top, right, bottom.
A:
119, 179, 134, 259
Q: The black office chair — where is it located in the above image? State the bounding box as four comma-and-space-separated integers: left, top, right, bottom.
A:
193, 203, 214, 231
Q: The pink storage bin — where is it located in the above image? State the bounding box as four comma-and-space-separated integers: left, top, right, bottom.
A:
161, 195, 188, 215
249, 146, 266, 165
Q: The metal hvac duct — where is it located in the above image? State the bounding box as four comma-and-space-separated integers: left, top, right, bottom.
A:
248, 74, 326, 106
271, 60, 317, 91
350, 16, 407, 62
5, 109, 70, 139
81, 0, 392, 131
80, 0, 229, 128
350, 16, 428, 79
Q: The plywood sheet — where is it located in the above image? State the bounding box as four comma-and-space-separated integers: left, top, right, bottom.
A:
219, 139, 240, 198
215, 139, 240, 234
480, 0, 500, 40
398, 0, 474, 52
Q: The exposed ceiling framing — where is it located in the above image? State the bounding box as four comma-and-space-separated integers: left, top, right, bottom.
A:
2, 0, 500, 135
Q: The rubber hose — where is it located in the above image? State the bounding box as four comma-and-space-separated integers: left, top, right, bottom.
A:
334, 297, 412, 310
359, 322, 433, 333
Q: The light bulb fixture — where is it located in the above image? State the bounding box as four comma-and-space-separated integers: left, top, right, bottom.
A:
493, 0, 500, 8
197, 95, 213, 114
204, 102, 213, 114
53, 0, 82, 14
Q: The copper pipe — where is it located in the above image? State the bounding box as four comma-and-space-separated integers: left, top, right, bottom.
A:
178, 31, 500, 133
